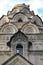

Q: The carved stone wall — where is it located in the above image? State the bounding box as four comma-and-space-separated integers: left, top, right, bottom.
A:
0, 3, 43, 65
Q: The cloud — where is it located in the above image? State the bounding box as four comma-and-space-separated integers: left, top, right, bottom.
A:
0, 0, 11, 17
0, 0, 43, 20
27, 0, 43, 20
38, 8, 43, 19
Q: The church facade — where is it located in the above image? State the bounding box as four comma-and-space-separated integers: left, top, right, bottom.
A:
0, 3, 43, 65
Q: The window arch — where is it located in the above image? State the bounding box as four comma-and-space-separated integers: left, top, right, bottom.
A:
18, 18, 22, 22
16, 44, 23, 55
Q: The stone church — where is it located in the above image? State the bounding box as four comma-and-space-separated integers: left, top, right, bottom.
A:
0, 3, 43, 65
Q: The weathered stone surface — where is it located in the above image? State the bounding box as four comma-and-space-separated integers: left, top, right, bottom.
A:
0, 3, 43, 65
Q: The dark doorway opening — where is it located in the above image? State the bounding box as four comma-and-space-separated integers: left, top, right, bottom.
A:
16, 44, 23, 55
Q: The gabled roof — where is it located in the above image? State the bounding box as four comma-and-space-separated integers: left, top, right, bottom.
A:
2, 53, 33, 65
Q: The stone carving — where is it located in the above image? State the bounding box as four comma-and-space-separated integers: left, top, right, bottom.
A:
7, 30, 28, 48
1, 23, 18, 34
0, 3, 43, 65
9, 12, 29, 22
31, 15, 42, 26
21, 23, 39, 34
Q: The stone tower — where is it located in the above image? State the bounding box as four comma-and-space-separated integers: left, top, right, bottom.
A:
0, 3, 43, 65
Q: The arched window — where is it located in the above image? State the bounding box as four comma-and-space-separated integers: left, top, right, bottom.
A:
18, 18, 22, 22
16, 44, 23, 55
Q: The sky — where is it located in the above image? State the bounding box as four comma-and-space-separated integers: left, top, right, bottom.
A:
0, 0, 43, 21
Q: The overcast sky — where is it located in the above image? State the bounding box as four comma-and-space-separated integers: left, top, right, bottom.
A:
0, 0, 43, 20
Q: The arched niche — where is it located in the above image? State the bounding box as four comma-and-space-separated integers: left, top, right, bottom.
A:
7, 30, 28, 57
10, 12, 29, 22
21, 23, 39, 34
31, 15, 42, 26
1, 23, 18, 34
